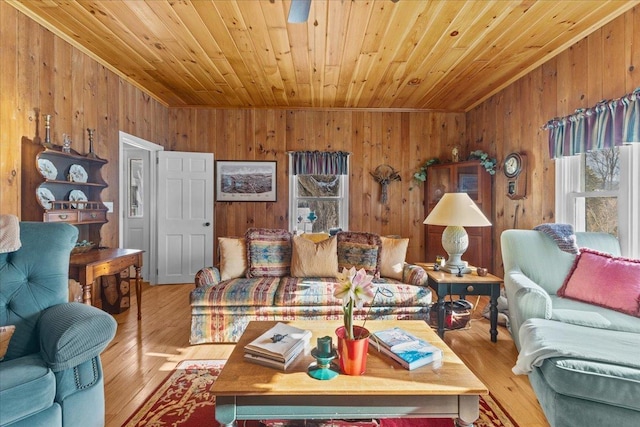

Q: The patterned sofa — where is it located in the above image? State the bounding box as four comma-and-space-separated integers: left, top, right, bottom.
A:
190, 229, 433, 343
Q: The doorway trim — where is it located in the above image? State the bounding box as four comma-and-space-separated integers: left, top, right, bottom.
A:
118, 131, 164, 285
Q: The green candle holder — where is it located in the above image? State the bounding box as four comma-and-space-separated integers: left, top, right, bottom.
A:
308, 336, 339, 380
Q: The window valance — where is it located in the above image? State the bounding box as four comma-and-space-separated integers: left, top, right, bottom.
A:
543, 87, 640, 158
289, 151, 350, 175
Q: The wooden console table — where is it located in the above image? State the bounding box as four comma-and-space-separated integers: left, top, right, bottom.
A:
69, 248, 144, 319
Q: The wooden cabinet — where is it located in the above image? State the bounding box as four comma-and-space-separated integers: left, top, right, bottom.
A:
25, 145, 108, 245
424, 160, 493, 270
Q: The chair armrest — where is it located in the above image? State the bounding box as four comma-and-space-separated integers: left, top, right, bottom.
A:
195, 266, 221, 288
39, 302, 117, 372
402, 263, 428, 287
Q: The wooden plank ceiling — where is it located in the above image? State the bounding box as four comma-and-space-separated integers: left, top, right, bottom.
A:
9, 0, 639, 111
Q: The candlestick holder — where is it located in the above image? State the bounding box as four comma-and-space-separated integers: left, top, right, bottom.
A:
43, 114, 53, 148
86, 128, 97, 158
308, 336, 339, 380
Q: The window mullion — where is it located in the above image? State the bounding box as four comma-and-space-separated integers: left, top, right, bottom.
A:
570, 190, 619, 198
555, 155, 582, 226
619, 144, 639, 257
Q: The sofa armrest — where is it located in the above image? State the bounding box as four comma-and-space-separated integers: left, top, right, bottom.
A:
195, 266, 221, 288
39, 302, 117, 372
507, 271, 553, 320
504, 270, 553, 349
402, 263, 428, 287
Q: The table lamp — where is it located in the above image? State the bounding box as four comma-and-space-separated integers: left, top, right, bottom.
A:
423, 192, 491, 274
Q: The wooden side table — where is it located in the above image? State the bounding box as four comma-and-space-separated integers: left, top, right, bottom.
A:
418, 264, 503, 342
69, 248, 144, 319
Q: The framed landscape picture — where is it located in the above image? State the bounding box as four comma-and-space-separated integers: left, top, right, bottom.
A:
216, 160, 277, 202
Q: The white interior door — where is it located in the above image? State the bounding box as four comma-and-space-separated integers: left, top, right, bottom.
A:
157, 151, 214, 284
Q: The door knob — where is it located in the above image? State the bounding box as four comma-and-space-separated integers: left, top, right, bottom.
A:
204, 222, 211, 227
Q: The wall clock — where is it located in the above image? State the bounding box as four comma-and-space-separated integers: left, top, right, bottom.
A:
503, 152, 527, 199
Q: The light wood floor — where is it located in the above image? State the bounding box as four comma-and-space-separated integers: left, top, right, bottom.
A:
102, 283, 549, 427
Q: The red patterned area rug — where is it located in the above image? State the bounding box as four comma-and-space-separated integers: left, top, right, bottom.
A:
122, 360, 518, 427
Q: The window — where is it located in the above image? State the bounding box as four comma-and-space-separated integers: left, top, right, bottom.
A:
288, 152, 349, 234
580, 148, 620, 236
556, 144, 640, 258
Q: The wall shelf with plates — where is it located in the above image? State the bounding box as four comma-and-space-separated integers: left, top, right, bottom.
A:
28, 145, 108, 245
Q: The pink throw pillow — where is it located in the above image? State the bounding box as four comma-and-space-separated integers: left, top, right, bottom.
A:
557, 248, 640, 317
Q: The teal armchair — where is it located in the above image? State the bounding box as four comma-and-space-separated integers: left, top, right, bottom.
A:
0, 222, 117, 427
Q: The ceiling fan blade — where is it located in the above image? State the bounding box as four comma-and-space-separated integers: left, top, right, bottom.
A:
288, 0, 311, 23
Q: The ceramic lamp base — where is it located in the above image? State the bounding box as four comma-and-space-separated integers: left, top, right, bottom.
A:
442, 263, 471, 274
442, 225, 471, 274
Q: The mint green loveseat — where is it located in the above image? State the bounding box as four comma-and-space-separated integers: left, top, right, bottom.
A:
0, 222, 117, 427
501, 229, 640, 427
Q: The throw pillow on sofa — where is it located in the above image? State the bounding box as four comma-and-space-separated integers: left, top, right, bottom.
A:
218, 237, 247, 280
291, 235, 338, 277
300, 232, 330, 243
337, 231, 382, 277
380, 236, 409, 280
246, 228, 292, 277
557, 247, 640, 317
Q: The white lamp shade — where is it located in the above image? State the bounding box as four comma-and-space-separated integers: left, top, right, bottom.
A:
423, 193, 491, 227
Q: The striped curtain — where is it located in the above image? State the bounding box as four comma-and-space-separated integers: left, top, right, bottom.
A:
544, 87, 640, 158
290, 151, 350, 175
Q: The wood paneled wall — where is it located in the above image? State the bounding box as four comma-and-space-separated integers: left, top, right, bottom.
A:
167, 108, 465, 263
3, 3, 638, 276
465, 6, 640, 276
1, 2, 168, 247
2, 2, 465, 264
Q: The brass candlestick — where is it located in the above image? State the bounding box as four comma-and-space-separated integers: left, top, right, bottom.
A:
43, 114, 53, 148
86, 128, 97, 158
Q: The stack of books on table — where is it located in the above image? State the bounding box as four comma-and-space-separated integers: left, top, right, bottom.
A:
244, 322, 312, 370
369, 327, 443, 370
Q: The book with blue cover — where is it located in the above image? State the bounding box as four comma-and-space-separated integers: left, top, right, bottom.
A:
370, 327, 420, 350
370, 327, 443, 370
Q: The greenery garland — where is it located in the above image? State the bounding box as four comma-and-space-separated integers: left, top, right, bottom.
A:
468, 150, 498, 175
410, 157, 440, 189
410, 150, 497, 190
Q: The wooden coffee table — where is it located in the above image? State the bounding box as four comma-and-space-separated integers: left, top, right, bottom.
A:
212, 320, 488, 427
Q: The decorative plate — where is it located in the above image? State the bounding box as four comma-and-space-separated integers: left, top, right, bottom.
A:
69, 164, 88, 183
36, 188, 55, 209
69, 190, 88, 209
37, 158, 58, 180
